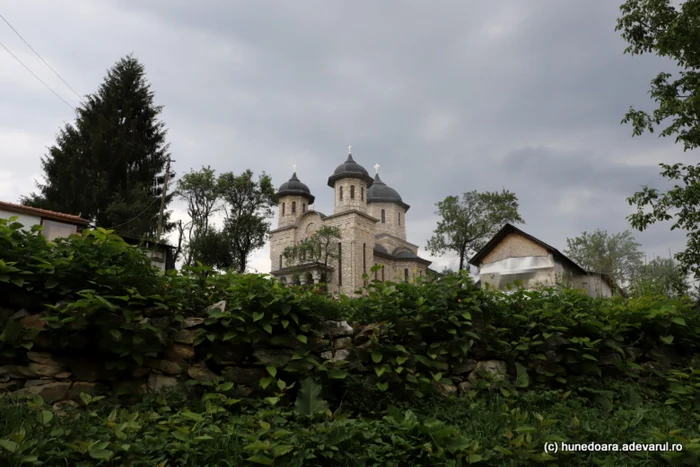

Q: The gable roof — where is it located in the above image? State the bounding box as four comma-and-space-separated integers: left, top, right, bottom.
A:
0, 201, 89, 226
468, 223, 586, 274
469, 223, 624, 295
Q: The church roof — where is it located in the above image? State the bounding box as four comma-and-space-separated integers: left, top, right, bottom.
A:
373, 244, 431, 265
327, 153, 374, 187
367, 174, 410, 212
276, 172, 315, 204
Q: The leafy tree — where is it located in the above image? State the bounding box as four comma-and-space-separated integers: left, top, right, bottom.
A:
21, 55, 173, 239
630, 256, 690, 298
616, 0, 700, 278
426, 190, 524, 272
564, 229, 644, 288
282, 226, 342, 284
217, 170, 277, 273
175, 166, 222, 265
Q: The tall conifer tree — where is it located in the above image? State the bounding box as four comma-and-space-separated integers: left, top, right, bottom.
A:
23, 55, 173, 238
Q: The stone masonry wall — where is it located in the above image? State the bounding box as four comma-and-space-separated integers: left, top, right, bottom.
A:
1, 303, 684, 407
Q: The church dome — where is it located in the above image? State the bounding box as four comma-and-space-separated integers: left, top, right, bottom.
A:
327, 153, 374, 187
367, 173, 410, 211
277, 173, 315, 204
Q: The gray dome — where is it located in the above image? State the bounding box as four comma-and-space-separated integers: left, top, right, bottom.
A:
277, 173, 315, 203
327, 154, 374, 187
367, 174, 410, 211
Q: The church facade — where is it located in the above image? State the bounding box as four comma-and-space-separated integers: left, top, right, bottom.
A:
268, 148, 431, 295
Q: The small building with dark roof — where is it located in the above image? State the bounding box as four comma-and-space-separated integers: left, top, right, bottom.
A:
469, 223, 620, 297
269, 147, 431, 294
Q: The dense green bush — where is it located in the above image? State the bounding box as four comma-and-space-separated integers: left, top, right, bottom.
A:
2, 219, 700, 465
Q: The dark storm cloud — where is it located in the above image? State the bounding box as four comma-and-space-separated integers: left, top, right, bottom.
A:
0, 0, 692, 272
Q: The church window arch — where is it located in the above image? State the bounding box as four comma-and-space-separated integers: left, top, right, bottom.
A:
339, 186, 343, 200
398, 212, 401, 225
381, 209, 385, 223
302, 203, 306, 212
292, 202, 296, 214
404, 268, 409, 283
361, 186, 364, 201
282, 203, 285, 215
350, 185, 355, 199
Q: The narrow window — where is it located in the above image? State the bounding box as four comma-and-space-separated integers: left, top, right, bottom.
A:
381, 209, 385, 223
350, 185, 355, 199
339, 186, 343, 200
381, 266, 385, 281
404, 268, 409, 283
361, 186, 364, 201
374, 263, 378, 280
279, 255, 283, 269
303, 203, 306, 213
398, 212, 401, 226
282, 203, 285, 215
292, 201, 296, 214
363, 243, 366, 272
338, 242, 342, 286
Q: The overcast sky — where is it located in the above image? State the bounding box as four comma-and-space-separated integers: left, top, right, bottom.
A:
0, 0, 693, 273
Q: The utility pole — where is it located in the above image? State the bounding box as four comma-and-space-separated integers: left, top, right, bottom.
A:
155, 156, 172, 243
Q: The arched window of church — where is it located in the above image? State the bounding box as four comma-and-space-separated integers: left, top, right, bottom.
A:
302, 203, 306, 213
292, 202, 296, 214
374, 263, 378, 280
382, 265, 385, 281
279, 255, 283, 269
381, 209, 385, 223
339, 186, 343, 200
361, 187, 364, 201
398, 212, 401, 226
350, 185, 355, 199
404, 268, 409, 283
282, 203, 285, 215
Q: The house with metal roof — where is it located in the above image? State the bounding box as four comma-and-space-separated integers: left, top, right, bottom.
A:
469, 223, 620, 297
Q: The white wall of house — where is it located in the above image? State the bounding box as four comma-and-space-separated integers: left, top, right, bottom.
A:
0, 209, 41, 230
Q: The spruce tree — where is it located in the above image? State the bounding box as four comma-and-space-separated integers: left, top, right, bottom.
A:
23, 55, 174, 239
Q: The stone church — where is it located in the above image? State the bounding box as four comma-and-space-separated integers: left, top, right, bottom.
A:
269, 148, 431, 295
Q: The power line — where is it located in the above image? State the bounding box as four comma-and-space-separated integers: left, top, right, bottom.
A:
104, 195, 163, 231
0, 40, 75, 110
0, 13, 82, 100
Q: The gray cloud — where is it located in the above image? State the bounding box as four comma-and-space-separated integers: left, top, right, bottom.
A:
0, 0, 692, 273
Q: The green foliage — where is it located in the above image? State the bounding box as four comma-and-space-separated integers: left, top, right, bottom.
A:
282, 226, 341, 283
426, 190, 525, 272
564, 229, 644, 290
176, 166, 223, 266
176, 167, 276, 272
630, 256, 690, 299
3, 220, 700, 465
616, 0, 700, 279
21, 55, 174, 238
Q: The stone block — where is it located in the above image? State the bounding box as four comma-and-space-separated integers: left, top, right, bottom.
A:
28, 362, 65, 377
467, 360, 507, 385
68, 382, 99, 400
20, 315, 47, 330
187, 363, 217, 382
205, 301, 226, 314
172, 329, 199, 344
451, 359, 477, 375
148, 373, 178, 392
252, 349, 293, 366
144, 358, 188, 376
221, 367, 265, 385
334, 337, 352, 350
23, 382, 72, 403
320, 320, 353, 338
182, 317, 206, 329
431, 380, 458, 396
165, 343, 195, 360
